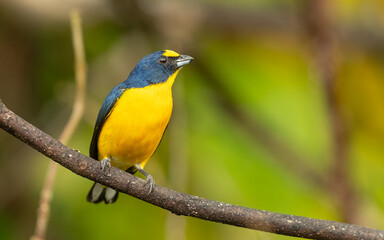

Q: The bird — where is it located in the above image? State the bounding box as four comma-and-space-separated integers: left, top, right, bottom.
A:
86, 50, 193, 204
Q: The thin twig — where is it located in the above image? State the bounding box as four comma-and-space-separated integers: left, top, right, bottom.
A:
1, 101, 383, 240
60, 9, 87, 144
30, 9, 87, 240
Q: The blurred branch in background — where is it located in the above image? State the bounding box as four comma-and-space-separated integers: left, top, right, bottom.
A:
110, 0, 384, 53
197, 3, 384, 55
194, 62, 328, 189
303, 0, 356, 223
1, 100, 383, 240
110, 1, 384, 54
31, 9, 87, 240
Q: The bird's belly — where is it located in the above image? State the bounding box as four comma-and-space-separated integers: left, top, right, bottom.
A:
97, 84, 173, 170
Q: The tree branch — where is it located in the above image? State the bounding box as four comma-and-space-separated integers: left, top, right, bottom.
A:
193, 62, 328, 190
0, 100, 383, 240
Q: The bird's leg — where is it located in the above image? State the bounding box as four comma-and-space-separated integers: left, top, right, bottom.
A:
100, 157, 111, 174
134, 163, 154, 194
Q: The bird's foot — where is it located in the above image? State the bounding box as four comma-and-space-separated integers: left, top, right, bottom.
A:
100, 158, 111, 175
143, 175, 154, 194
134, 163, 155, 195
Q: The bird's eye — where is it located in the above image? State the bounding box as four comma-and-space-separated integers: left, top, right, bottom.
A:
159, 57, 167, 64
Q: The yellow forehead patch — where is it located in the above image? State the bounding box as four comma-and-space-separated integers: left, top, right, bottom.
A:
163, 50, 180, 57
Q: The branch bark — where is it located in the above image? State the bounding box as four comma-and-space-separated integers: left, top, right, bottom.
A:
0, 100, 383, 240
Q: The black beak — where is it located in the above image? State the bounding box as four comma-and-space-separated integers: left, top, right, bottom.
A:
176, 54, 194, 68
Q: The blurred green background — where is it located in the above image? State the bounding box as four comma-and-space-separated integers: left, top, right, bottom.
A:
1, 0, 384, 239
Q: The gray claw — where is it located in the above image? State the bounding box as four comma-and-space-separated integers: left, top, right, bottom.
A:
144, 175, 155, 194
134, 163, 155, 194
100, 158, 111, 173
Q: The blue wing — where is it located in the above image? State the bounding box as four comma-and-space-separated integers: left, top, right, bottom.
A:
89, 84, 127, 159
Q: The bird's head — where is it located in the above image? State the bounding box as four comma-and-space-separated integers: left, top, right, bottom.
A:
126, 50, 193, 88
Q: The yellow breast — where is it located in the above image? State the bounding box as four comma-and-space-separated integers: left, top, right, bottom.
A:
97, 70, 179, 170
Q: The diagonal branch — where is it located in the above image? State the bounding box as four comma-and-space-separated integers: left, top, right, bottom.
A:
0, 100, 383, 240
194, 62, 328, 190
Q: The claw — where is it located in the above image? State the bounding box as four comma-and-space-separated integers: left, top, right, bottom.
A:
134, 163, 155, 195
144, 175, 154, 194
100, 158, 111, 174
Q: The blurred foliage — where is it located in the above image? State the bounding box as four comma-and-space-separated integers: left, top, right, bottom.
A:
1, 0, 384, 240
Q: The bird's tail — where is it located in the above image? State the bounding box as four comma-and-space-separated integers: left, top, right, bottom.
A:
86, 182, 118, 204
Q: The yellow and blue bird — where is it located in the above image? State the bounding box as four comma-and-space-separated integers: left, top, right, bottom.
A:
87, 50, 193, 204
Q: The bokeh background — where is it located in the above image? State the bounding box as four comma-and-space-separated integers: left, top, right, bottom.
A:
1, 0, 384, 239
